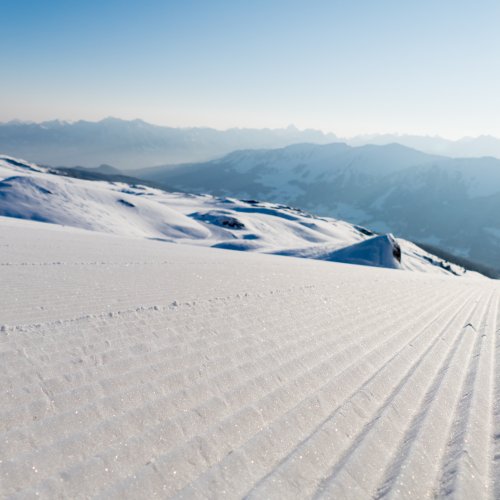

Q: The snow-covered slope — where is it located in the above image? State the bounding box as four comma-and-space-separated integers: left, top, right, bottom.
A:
0, 218, 498, 498
0, 155, 479, 277
135, 143, 500, 271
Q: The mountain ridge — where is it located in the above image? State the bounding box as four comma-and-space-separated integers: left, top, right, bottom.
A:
133, 142, 500, 270
4, 117, 500, 169
0, 117, 337, 169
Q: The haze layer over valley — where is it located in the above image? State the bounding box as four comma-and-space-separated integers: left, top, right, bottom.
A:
4, 118, 500, 170
0, 119, 337, 169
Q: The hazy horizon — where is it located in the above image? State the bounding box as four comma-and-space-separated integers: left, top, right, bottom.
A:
3, 115, 500, 143
2, 0, 500, 139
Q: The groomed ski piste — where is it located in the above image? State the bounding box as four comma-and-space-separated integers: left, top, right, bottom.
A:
1, 155, 499, 498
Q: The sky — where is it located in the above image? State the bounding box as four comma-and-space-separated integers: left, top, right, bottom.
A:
1, 0, 500, 138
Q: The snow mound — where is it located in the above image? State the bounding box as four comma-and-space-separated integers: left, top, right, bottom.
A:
327, 233, 402, 268
0, 155, 47, 177
276, 234, 402, 269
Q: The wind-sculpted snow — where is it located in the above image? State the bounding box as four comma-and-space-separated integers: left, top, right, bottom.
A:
0, 174, 209, 239
0, 218, 498, 498
0, 155, 477, 277
276, 234, 403, 269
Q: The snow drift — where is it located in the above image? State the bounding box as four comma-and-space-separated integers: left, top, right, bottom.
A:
276, 234, 402, 269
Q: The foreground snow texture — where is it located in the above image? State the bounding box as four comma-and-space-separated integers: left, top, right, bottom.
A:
0, 156, 478, 277
1, 217, 499, 499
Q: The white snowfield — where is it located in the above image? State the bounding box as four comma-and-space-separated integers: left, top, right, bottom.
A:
0, 216, 499, 499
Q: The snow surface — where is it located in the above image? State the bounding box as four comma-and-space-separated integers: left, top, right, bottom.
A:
0, 155, 480, 278
0, 217, 498, 498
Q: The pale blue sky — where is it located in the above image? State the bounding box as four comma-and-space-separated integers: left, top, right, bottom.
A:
1, 0, 499, 138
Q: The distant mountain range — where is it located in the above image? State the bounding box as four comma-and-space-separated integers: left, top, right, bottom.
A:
3, 118, 500, 170
347, 133, 500, 159
0, 118, 337, 169
133, 142, 500, 271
